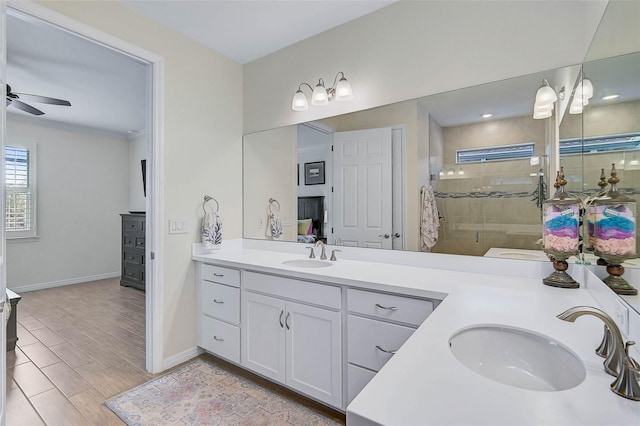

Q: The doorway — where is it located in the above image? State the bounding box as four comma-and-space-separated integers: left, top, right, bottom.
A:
4, 2, 163, 380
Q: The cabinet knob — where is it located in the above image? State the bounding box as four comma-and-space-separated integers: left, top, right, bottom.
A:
213, 336, 224, 342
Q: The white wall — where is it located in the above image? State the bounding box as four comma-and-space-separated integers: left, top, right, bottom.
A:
128, 131, 146, 212
35, 1, 244, 363
243, 0, 607, 134
6, 114, 128, 289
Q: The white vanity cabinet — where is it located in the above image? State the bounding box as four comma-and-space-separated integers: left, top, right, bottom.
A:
242, 271, 343, 408
197, 264, 241, 363
346, 288, 436, 403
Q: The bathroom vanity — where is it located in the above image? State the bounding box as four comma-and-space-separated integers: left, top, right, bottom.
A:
193, 240, 640, 425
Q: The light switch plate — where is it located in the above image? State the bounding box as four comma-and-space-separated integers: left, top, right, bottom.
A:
169, 219, 188, 234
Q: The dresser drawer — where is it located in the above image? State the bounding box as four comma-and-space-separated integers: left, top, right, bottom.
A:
123, 218, 144, 232
123, 250, 144, 265
201, 264, 240, 288
123, 264, 142, 282
199, 316, 240, 364
348, 363, 377, 404
200, 281, 240, 325
348, 288, 433, 326
348, 315, 414, 372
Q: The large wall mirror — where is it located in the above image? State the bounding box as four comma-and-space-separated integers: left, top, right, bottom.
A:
242, 1, 639, 293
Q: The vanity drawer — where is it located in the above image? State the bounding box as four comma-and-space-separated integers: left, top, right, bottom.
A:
201, 264, 240, 288
348, 288, 433, 326
348, 315, 414, 372
200, 281, 240, 325
348, 363, 377, 404
199, 315, 240, 364
244, 271, 341, 310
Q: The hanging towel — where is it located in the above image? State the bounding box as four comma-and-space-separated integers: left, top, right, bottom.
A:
268, 212, 283, 239
420, 184, 440, 251
202, 210, 222, 249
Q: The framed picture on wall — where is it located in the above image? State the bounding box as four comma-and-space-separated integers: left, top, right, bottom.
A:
304, 161, 325, 185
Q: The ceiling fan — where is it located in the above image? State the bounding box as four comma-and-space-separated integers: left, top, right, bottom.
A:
6, 84, 71, 116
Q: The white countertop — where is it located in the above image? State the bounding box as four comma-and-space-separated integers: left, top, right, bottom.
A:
193, 241, 640, 425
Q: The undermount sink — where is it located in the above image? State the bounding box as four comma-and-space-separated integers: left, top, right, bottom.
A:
449, 325, 586, 392
282, 259, 333, 268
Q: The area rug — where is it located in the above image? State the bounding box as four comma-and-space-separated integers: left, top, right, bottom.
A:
105, 358, 343, 425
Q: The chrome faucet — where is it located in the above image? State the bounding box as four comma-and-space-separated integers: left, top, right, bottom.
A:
314, 240, 327, 260
557, 306, 640, 400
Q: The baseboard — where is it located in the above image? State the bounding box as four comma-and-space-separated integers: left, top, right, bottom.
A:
162, 346, 204, 371
9, 272, 121, 293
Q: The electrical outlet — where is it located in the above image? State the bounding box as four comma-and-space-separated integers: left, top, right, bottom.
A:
613, 299, 629, 336
258, 217, 264, 229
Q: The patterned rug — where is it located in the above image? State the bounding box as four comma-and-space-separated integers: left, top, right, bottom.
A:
105, 358, 343, 425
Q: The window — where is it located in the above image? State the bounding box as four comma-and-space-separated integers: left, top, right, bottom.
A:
560, 132, 640, 155
6, 143, 37, 239
456, 142, 535, 164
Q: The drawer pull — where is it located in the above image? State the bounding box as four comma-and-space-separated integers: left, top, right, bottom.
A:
213, 299, 224, 304
279, 310, 284, 328
213, 336, 224, 342
285, 312, 291, 330
213, 273, 224, 277
376, 345, 398, 355
375, 303, 398, 311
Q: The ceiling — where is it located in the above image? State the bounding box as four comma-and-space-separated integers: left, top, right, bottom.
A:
7, 11, 148, 135
120, 0, 397, 64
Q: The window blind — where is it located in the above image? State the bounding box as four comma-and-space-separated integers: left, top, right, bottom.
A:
6, 146, 31, 232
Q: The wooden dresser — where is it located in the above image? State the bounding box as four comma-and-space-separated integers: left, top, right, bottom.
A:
120, 213, 145, 291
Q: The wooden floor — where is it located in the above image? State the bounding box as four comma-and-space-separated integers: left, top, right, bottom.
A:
6, 278, 346, 425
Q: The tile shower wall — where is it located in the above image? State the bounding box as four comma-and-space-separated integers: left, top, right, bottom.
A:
431, 115, 546, 256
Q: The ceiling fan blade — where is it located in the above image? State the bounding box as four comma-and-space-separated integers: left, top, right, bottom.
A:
13, 92, 71, 106
10, 99, 45, 115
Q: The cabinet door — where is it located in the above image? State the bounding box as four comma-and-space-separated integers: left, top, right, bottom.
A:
285, 301, 342, 407
241, 292, 286, 383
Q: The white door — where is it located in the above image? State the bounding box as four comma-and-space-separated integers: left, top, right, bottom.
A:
241, 292, 286, 383
333, 128, 392, 249
285, 301, 342, 407
0, 1, 7, 423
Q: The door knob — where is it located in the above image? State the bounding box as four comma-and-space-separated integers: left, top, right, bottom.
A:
392, 233, 401, 238
378, 234, 390, 239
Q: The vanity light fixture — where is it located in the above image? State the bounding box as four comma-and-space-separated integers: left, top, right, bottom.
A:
533, 79, 564, 120
602, 94, 620, 100
292, 72, 353, 111
569, 77, 594, 115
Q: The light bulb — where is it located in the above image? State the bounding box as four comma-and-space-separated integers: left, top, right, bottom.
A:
569, 102, 583, 115
291, 90, 309, 111
311, 80, 329, 106
533, 109, 552, 119
335, 76, 353, 101
535, 84, 557, 106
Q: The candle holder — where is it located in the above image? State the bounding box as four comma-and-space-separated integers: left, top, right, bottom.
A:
592, 164, 637, 296
542, 168, 581, 288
